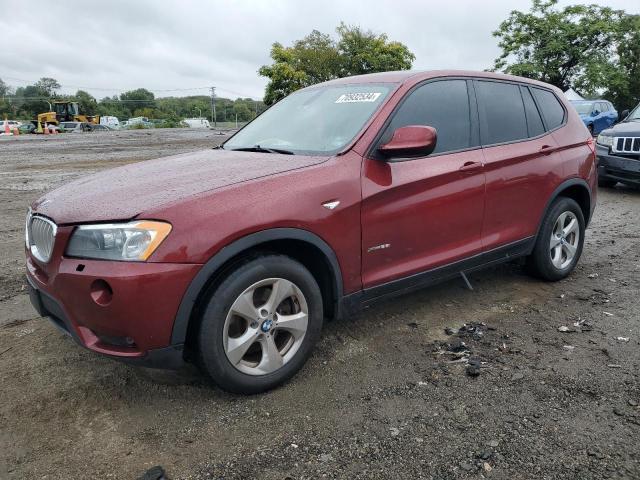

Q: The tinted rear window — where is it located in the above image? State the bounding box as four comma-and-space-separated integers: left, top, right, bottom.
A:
476, 81, 528, 145
531, 88, 565, 130
381, 79, 474, 154
521, 87, 545, 137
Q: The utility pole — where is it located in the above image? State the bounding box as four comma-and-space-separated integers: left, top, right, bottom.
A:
210, 86, 217, 127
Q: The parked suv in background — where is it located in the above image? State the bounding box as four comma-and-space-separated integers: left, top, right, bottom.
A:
26, 71, 596, 393
570, 99, 618, 135
595, 102, 640, 187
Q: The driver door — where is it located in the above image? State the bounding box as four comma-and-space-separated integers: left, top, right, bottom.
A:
360, 79, 486, 288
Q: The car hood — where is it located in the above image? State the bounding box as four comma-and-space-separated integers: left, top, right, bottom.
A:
601, 121, 640, 137
32, 149, 329, 224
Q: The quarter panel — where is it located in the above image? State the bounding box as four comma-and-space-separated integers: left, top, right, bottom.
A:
481, 135, 566, 249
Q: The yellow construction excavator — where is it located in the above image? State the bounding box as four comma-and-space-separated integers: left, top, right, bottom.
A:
36, 101, 100, 129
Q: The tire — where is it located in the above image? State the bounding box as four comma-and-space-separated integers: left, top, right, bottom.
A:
197, 255, 323, 394
588, 124, 594, 136
598, 176, 617, 188
527, 197, 585, 281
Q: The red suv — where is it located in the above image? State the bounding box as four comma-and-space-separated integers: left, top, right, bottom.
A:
26, 71, 596, 393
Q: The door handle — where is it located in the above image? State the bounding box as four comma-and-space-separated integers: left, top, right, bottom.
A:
539, 145, 557, 155
458, 161, 482, 172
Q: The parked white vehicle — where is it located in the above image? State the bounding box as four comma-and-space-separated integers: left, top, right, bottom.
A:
100, 116, 120, 129
184, 117, 211, 129
1, 120, 22, 128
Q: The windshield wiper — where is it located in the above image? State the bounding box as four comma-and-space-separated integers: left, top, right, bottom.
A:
231, 145, 294, 155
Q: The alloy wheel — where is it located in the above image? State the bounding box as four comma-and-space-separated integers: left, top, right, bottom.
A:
222, 278, 308, 376
549, 211, 580, 270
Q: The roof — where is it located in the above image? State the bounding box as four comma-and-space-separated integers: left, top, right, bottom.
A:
569, 99, 610, 103
318, 70, 561, 91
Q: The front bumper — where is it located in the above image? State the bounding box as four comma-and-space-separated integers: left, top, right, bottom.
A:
596, 145, 640, 185
26, 242, 201, 369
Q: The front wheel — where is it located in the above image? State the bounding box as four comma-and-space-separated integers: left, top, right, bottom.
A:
197, 255, 323, 394
527, 197, 585, 281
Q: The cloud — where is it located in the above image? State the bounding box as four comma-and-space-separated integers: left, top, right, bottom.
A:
1, 0, 636, 100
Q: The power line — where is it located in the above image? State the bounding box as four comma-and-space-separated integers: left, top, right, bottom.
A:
2, 76, 260, 99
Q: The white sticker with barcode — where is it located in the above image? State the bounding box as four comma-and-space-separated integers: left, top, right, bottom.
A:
335, 92, 382, 103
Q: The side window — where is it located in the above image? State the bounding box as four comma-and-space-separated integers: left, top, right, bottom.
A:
381, 79, 474, 155
531, 88, 565, 130
521, 87, 545, 138
476, 80, 528, 145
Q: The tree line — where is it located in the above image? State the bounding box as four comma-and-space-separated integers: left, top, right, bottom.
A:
0, 78, 265, 123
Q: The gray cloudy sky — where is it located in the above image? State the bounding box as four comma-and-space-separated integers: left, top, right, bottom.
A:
1, 0, 637, 100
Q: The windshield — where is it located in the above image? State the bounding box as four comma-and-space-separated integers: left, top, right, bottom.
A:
626, 104, 640, 121
572, 102, 594, 115
225, 84, 393, 155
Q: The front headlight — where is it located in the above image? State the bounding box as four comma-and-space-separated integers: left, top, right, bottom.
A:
596, 134, 613, 147
66, 220, 172, 261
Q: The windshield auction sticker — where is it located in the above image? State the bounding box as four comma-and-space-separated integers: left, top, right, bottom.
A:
335, 92, 382, 103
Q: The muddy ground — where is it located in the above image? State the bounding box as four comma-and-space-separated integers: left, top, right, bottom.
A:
1, 129, 638, 479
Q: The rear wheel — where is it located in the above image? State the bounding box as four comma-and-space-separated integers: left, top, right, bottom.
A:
527, 197, 585, 281
197, 255, 323, 394
588, 124, 594, 136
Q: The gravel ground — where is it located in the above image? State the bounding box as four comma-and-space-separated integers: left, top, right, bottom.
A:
1, 129, 639, 479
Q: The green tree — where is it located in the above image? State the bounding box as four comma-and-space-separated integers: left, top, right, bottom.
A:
97, 95, 130, 120
259, 23, 414, 105
34, 77, 61, 96
603, 14, 640, 111
13, 85, 52, 119
336, 23, 414, 77
233, 101, 251, 122
132, 107, 156, 118
0, 78, 8, 97
0, 78, 12, 117
119, 88, 155, 117
493, 0, 623, 92
73, 90, 98, 115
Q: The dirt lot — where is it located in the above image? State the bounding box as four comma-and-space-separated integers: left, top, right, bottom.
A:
1, 129, 639, 479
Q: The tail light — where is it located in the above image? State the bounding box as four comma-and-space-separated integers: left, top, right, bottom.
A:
586, 136, 596, 156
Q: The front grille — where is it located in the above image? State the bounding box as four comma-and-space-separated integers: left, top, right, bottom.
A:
613, 137, 640, 154
27, 214, 57, 263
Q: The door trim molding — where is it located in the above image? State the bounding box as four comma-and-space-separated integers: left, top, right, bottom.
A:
340, 236, 535, 316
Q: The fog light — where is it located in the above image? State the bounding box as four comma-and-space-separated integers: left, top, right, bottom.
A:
90, 279, 113, 306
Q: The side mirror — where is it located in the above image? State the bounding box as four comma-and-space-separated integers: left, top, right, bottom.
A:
378, 125, 437, 159
620, 109, 629, 120
592, 110, 600, 117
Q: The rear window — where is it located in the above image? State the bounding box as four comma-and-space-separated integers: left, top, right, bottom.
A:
521, 87, 545, 137
531, 88, 565, 130
476, 81, 528, 145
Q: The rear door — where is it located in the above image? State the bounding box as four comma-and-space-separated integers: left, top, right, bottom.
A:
360, 79, 485, 288
477, 80, 565, 250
